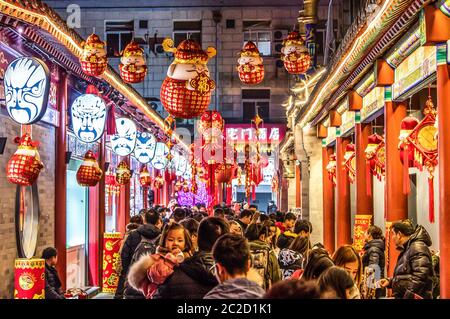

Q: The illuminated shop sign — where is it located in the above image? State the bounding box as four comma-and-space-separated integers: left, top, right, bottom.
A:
151, 142, 169, 170
134, 132, 157, 164
4, 57, 50, 124
110, 117, 137, 156
392, 45, 436, 99
361, 87, 385, 122
71, 93, 107, 143
224, 124, 286, 144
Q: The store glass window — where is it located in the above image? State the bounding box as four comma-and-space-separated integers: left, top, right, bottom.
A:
173, 20, 202, 46
243, 20, 271, 56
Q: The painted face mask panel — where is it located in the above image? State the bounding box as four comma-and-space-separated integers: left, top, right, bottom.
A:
151, 142, 169, 170
71, 94, 107, 143
4, 57, 50, 124
110, 118, 137, 156
134, 132, 157, 164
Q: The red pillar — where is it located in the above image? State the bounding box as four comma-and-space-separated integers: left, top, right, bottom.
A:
98, 135, 106, 284
336, 137, 351, 247
55, 70, 67, 289
437, 63, 450, 298
124, 157, 130, 226
322, 146, 335, 253
355, 123, 373, 214
385, 100, 408, 277
295, 163, 301, 208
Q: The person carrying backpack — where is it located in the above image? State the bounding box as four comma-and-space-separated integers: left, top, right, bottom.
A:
245, 223, 281, 290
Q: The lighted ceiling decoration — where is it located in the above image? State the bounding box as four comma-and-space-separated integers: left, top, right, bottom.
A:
110, 117, 137, 156
71, 93, 107, 143
0, 0, 188, 151
4, 57, 50, 125
151, 142, 169, 170
134, 132, 157, 164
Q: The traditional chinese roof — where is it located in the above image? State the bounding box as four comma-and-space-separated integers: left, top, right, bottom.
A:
0, 0, 186, 149
295, 0, 430, 128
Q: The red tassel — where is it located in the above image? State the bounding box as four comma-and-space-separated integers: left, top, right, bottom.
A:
366, 161, 372, 196
428, 175, 435, 223
403, 145, 410, 194
143, 187, 148, 209
252, 184, 256, 201
106, 104, 116, 136
226, 184, 232, 205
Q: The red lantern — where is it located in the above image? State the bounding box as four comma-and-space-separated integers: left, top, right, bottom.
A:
6, 134, 44, 186
281, 31, 311, 74
119, 41, 147, 83
326, 153, 337, 186
115, 161, 131, 185
76, 150, 103, 187
160, 38, 216, 119
365, 134, 385, 195
106, 172, 120, 194
344, 143, 356, 184
153, 174, 164, 189
236, 41, 265, 85
215, 163, 236, 184
80, 34, 107, 77
139, 166, 152, 187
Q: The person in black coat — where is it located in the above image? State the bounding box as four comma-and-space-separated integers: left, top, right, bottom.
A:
361, 225, 385, 298
153, 217, 229, 299
42, 247, 65, 299
115, 209, 162, 299
379, 220, 433, 299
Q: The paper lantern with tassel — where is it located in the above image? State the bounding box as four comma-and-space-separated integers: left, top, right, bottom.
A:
14, 259, 45, 299
398, 116, 419, 194
115, 161, 131, 185
215, 163, 236, 184
365, 134, 385, 196
6, 134, 44, 186
76, 150, 103, 186
236, 41, 264, 85
119, 41, 147, 83
139, 166, 152, 187
344, 143, 356, 184
80, 34, 107, 77
326, 153, 337, 186
281, 31, 311, 74
160, 38, 216, 119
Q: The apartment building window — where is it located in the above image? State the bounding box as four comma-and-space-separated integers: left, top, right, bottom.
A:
105, 21, 134, 57
242, 89, 270, 121
316, 19, 339, 56
243, 20, 271, 56
173, 20, 202, 46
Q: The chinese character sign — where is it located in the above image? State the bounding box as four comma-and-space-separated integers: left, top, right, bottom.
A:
353, 215, 373, 253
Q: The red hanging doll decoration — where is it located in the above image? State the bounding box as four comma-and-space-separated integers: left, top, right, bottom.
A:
365, 134, 385, 196
115, 161, 131, 185
236, 41, 265, 85
119, 41, 147, 83
80, 34, 107, 77
326, 153, 337, 187
76, 150, 103, 187
280, 31, 311, 75
343, 143, 356, 184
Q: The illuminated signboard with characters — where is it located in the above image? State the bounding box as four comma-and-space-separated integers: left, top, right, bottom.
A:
151, 142, 169, 170
4, 57, 50, 124
134, 132, 157, 164
110, 118, 137, 156
71, 93, 107, 143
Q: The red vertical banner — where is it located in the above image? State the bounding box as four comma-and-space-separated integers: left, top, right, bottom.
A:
102, 232, 121, 293
353, 215, 372, 254
88, 186, 99, 286
14, 259, 45, 299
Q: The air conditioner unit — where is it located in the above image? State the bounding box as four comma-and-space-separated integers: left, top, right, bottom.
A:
272, 29, 288, 55
154, 43, 165, 55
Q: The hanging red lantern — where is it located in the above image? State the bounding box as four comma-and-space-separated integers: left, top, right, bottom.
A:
281, 31, 311, 74
119, 41, 147, 83
153, 174, 164, 189
365, 133, 385, 195
398, 116, 419, 194
80, 34, 108, 77
174, 178, 183, 192
106, 172, 120, 194
115, 161, 131, 185
76, 150, 103, 187
343, 143, 356, 184
236, 41, 264, 85
6, 134, 44, 186
215, 163, 236, 184
160, 38, 216, 119
139, 166, 152, 187
326, 153, 337, 186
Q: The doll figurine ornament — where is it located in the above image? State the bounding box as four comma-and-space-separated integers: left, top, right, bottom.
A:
119, 41, 147, 83
281, 31, 311, 74
236, 41, 265, 85
115, 161, 132, 185
80, 34, 107, 77
76, 150, 103, 187
160, 38, 216, 119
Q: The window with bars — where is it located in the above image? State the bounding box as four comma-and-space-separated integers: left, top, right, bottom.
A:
105, 20, 134, 57
173, 20, 202, 46
242, 89, 270, 121
243, 20, 271, 56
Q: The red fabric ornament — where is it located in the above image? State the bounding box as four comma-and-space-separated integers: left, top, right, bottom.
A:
344, 143, 356, 184
139, 166, 152, 187
326, 153, 337, 187
281, 31, 311, 74
80, 34, 107, 77
398, 116, 419, 194
76, 150, 103, 187
6, 134, 44, 186
215, 163, 236, 184
115, 161, 131, 185
237, 41, 265, 85
119, 41, 147, 83
153, 174, 164, 189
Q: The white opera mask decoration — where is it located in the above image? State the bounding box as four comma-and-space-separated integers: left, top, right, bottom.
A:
134, 132, 157, 164
110, 118, 137, 156
71, 94, 107, 143
151, 142, 169, 170
174, 152, 188, 177
4, 57, 50, 124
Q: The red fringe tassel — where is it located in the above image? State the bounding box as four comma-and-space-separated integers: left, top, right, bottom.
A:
428, 175, 435, 223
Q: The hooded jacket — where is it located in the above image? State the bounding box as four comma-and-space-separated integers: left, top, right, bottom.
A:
203, 277, 265, 299
249, 239, 281, 289
152, 251, 218, 299
362, 238, 385, 276
276, 230, 297, 250
391, 225, 433, 299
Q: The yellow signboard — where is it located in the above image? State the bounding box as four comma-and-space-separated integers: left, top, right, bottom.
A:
361, 87, 385, 122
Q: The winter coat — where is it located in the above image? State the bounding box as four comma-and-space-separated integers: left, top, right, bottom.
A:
152, 251, 218, 299
44, 263, 65, 299
362, 238, 385, 276
249, 239, 281, 289
276, 230, 297, 250
115, 224, 161, 298
278, 248, 305, 280
391, 225, 433, 299
204, 277, 265, 299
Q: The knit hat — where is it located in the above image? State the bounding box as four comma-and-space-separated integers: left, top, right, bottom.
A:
162, 38, 216, 64
83, 34, 105, 50
122, 41, 144, 57
282, 31, 305, 46
238, 41, 261, 57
